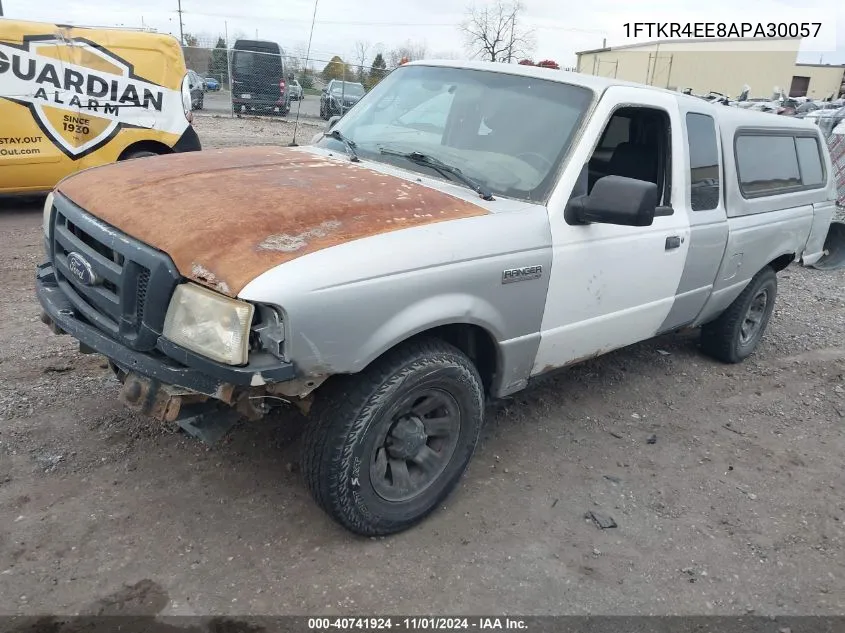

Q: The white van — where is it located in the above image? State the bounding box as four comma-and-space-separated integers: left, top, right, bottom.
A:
37, 60, 839, 536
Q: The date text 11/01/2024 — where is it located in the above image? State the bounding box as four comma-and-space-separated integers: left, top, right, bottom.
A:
623, 22, 823, 38
307, 617, 528, 630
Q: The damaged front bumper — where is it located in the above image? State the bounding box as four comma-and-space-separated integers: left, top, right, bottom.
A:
36, 262, 299, 440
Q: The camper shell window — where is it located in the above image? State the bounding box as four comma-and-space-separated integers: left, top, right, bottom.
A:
734, 131, 826, 198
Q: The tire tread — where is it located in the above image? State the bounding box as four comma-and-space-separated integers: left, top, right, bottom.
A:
301, 338, 483, 535
700, 266, 777, 364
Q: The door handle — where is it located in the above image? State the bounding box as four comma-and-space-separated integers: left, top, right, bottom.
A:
665, 236, 682, 250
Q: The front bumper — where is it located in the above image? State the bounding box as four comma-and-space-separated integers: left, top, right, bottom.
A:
172, 124, 202, 153
36, 262, 296, 397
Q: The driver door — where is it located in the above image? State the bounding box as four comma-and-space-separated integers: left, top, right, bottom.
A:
532, 86, 692, 373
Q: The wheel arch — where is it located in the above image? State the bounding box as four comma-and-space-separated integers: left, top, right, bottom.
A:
357, 320, 502, 397
117, 140, 173, 161
766, 252, 795, 273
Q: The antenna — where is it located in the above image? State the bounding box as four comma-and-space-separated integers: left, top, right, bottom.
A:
290, 0, 319, 147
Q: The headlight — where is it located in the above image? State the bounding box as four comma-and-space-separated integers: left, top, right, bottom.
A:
163, 282, 254, 365
42, 191, 54, 237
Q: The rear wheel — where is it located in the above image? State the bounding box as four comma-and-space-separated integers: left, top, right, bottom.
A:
301, 339, 484, 536
700, 267, 778, 363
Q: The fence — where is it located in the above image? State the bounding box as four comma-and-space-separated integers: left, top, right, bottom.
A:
181, 45, 389, 120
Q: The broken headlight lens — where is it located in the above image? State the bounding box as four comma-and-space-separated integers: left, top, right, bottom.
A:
163, 282, 254, 366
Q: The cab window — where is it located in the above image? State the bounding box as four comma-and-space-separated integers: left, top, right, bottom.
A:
686, 113, 720, 211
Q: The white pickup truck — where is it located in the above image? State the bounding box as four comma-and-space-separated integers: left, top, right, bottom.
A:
37, 60, 838, 536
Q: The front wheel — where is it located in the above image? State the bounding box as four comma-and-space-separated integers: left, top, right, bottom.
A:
301, 339, 484, 536
700, 266, 778, 363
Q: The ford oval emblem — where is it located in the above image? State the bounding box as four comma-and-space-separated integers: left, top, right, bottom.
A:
66, 252, 99, 287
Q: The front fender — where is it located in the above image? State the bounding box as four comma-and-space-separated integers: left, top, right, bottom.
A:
353, 293, 508, 372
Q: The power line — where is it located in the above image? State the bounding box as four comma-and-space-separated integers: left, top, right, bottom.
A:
179, 9, 607, 33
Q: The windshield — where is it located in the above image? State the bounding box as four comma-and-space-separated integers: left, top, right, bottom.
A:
332, 83, 365, 96
316, 65, 594, 202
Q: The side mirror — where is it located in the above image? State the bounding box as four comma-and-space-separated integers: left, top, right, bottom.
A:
327, 115, 341, 130
565, 175, 673, 227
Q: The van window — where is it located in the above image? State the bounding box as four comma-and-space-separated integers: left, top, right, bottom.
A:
686, 113, 720, 211
735, 135, 801, 196
795, 137, 824, 186
233, 52, 252, 76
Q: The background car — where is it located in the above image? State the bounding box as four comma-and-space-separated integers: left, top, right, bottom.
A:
231, 39, 291, 116
289, 78, 304, 100
187, 69, 205, 110
320, 80, 366, 119
204, 77, 221, 91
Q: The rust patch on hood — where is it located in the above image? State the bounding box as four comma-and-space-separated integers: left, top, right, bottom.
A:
56, 147, 489, 296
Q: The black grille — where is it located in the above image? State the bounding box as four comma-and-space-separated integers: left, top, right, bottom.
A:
136, 269, 150, 323
49, 195, 180, 351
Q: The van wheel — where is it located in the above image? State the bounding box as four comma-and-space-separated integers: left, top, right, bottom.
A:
700, 267, 777, 364
301, 339, 484, 536
121, 150, 158, 161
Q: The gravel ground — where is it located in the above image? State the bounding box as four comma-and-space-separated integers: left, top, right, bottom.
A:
191, 114, 324, 149
0, 117, 844, 617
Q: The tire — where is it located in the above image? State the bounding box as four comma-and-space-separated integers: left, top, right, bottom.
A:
700, 266, 778, 363
121, 150, 158, 161
197, 95, 203, 110
301, 339, 484, 536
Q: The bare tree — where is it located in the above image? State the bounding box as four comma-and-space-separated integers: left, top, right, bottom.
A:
386, 40, 428, 68
459, 0, 535, 63
353, 40, 371, 82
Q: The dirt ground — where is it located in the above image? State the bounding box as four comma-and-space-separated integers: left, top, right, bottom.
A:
1, 116, 844, 617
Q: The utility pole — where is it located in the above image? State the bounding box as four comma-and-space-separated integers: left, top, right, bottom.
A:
505, 11, 516, 63
0, 0, 4, 17
176, 0, 185, 45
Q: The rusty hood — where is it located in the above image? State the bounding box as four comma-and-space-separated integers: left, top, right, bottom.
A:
56, 146, 490, 296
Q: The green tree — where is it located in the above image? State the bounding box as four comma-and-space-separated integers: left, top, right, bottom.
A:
183, 32, 199, 47
208, 37, 229, 87
321, 56, 348, 82
366, 53, 388, 89
299, 69, 315, 89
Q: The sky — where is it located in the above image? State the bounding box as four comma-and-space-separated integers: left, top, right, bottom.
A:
3, 0, 844, 68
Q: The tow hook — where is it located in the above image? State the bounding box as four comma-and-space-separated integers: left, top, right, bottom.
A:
118, 372, 242, 445
40, 311, 65, 335
119, 372, 204, 422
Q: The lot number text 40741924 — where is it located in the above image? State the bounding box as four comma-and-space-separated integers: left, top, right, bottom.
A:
307, 617, 528, 630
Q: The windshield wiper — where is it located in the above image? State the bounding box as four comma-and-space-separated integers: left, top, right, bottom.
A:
324, 128, 359, 162
378, 148, 494, 201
